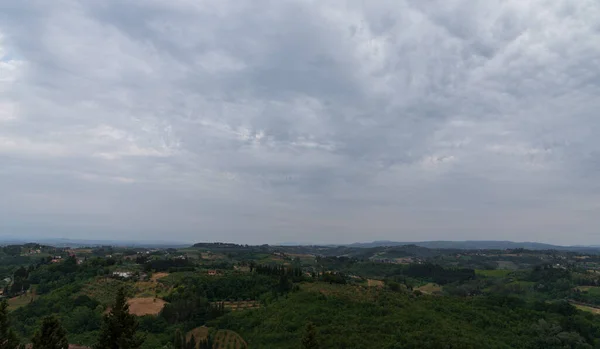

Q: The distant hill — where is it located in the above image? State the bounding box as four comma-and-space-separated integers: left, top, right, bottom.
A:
0, 237, 189, 248
346, 240, 600, 252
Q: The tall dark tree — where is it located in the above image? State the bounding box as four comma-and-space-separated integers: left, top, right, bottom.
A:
301, 322, 319, 349
95, 287, 144, 349
173, 329, 184, 349
186, 335, 196, 349
198, 335, 213, 349
31, 316, 68, 349
0, 300, 20, 349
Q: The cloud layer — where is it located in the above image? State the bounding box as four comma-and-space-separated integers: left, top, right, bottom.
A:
1, 0, 600, 244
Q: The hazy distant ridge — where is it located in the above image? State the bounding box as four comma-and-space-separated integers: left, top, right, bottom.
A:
345, 240, 600, 251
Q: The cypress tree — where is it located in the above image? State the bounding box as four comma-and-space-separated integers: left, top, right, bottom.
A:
95, 287, 144, 349
173, 329, 184, 349
197, 334, 213, 349
301, 322, 319, 349
0, 300, 20, 349
186, 334, 196, 349
31, 316, 68, 349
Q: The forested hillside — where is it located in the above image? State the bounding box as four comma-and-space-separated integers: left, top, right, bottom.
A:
3, 243, 600, 348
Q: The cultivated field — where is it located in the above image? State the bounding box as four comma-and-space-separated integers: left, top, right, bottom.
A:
127, 297, 167, 316
186, 327, 247, 349
213, 330, 247, 349
186, 326, 210, 342
219, 300, 260, 311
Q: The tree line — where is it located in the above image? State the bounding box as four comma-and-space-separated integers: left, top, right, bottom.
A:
1, 287, 144, 349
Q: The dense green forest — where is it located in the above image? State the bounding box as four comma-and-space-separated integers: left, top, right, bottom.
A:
3, 243, 600, 348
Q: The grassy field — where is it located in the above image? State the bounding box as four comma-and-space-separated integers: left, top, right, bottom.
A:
576, 286, 600, 295
286, 253, 315, 265
573, 303, 600, 314
7, 293, 36, 311
7, 286, 37, 311
367, 279, 384, 287
416, 283, 442, 295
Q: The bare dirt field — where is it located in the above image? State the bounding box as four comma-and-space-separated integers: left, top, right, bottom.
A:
127, 297, 167, 316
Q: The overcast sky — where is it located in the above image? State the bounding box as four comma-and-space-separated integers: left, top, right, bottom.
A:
1, 1, 600, 245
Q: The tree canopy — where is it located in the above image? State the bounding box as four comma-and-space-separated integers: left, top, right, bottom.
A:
31, 316, 68, 349
94, 288, 144, 349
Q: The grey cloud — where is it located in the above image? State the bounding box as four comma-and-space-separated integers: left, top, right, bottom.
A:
1, 0, 600, 244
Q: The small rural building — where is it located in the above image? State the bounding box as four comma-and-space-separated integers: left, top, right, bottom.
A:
112, 271, 133, 278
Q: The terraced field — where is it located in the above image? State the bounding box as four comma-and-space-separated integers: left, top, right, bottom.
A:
213, 330, 247, 349
219, 300, 260, 311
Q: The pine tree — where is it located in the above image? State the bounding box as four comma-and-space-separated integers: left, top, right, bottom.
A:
197, 334, 213, 349
0, 300, 21, 349
300, 322, 319, 349
95, 287, 144, 349
31, 316, 68, 349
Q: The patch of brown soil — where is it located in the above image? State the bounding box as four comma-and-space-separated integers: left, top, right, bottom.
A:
151, 272, 169, 281
127, 297, 167, 316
